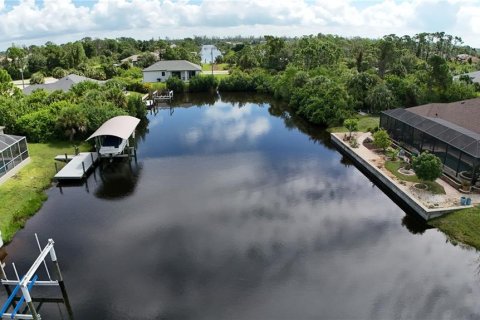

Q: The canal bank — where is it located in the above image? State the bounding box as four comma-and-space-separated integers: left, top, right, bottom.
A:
2, 95, 480, 318
331, 132, 471, 220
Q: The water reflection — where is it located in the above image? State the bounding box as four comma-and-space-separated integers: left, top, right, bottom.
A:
2, 94, 480, 319
94, 160, 142, 200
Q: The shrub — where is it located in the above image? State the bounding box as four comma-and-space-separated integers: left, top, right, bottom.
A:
70, 81, 101, 96
52, 67, 68, 79
373, 129, 390, 151
16, 107, 58, 142
81, 102, 127, 133
218, 71, 255, 91
30, 72, 45, 84
188, 75, 218, 92
166, 76, 185, 93
127, 94, 147, 118
412, 152, 443, 181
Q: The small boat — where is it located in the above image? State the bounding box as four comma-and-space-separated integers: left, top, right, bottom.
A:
87, 116, 140, 158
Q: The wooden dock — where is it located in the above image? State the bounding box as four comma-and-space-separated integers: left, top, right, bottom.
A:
54, 152, 98, 181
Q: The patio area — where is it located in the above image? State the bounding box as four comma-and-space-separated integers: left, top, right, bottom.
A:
332, 131, 479, 215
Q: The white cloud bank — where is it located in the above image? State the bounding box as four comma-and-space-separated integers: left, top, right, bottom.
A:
0, 0, 480, 49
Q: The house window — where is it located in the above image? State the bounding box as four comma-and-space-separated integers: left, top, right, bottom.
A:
161, 72, 165, 76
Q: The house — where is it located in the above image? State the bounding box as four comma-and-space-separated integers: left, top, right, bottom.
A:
380, 98, 480, 184
23, 74, 104, 95
0, 126, 30, 185
456, 54, 480, 64
120, 52, 160, 66
453, 70, 480, 84
142, 60, 201, 83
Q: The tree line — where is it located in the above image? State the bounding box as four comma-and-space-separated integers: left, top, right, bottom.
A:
210, 32, 480, 126
0, 37, 201, 82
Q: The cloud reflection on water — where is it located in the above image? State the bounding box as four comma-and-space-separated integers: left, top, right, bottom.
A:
184, 103, 271, 146
2, 99, 480, 319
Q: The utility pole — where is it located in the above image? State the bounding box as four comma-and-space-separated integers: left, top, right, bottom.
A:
211, 47, 214, 76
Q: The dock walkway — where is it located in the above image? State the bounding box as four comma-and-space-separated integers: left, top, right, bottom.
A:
54, 152, 98, 180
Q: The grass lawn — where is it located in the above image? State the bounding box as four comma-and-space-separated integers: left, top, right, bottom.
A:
430, 206, 480, 250
201, 63, 228, 71
384, 160, 445, 194
0, 141, 90, 242
329, 115, 379, 133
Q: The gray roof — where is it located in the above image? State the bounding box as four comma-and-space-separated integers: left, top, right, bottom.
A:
0, 134, 24, 152
453, 70, 480, 84
23, 74, 104, 95
407, 97, 480, 134
143, 60, 201, 72
383, 107, 480, 158
87, 116, 140, 140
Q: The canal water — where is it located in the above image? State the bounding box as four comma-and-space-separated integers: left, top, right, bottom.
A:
201, 45, 221, 64
2, 94, 479, 319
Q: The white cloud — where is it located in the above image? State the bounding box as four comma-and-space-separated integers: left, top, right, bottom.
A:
0, 0, 480, 49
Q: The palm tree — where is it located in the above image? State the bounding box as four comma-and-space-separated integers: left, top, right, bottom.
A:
56, 105, 88, 141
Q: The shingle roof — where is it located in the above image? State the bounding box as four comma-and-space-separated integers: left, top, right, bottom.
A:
143, 60, 201, 72
383, 106, 480, 157
23, 74, 104, 95
407, 97, 480, 134
453, 71, 480, 84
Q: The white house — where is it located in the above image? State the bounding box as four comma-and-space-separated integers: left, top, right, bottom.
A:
142, 60, 201, 83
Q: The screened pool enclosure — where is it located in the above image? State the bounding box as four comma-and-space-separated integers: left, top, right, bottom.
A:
381, 108, 480, 183
0, 134, 29, 179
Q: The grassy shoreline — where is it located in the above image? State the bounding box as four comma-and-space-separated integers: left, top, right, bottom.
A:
430, 206, 480, 250
0, 141, 89, 242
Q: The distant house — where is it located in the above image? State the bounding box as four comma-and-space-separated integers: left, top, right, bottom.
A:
453, 71, 480, 84
120, 52, 160, 66
142, 60, 201, 83
23, 74, 104, 95
456, 54, 480, 64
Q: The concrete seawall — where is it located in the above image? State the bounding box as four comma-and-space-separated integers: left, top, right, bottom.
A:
331, 133, 463, 220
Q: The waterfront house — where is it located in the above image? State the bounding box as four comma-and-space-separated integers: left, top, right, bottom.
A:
0, 126, 29, 185
23, 74, 104, 95
142, 60, 201, 83
380, 98, 480, 186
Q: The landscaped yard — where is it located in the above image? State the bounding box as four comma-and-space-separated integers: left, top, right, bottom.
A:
201, 63, 228, 71
384, 160, 446, 194
0, 141, 90, 242
329, 115, 379, 133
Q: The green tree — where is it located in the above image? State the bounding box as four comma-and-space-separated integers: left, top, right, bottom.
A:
56, 104, 89, 141
428, 55, 451, 90
347, 72, 380, 110
344, 118, 358, 139
373, 129, 390, 151
412, 152, 443, 181
366, 84, 396, 112
0, 69, 14, 96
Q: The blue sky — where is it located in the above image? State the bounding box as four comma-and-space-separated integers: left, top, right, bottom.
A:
0, 0, 479, 50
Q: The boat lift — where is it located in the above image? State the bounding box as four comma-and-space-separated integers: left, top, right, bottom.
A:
0, 235, 73, 320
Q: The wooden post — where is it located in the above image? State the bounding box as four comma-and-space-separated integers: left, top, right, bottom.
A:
82, 162, 86, 176
54, 162, 58, 173
90, 152, 94, 164
65, 153, 68, 162
49, 245, 74, 319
